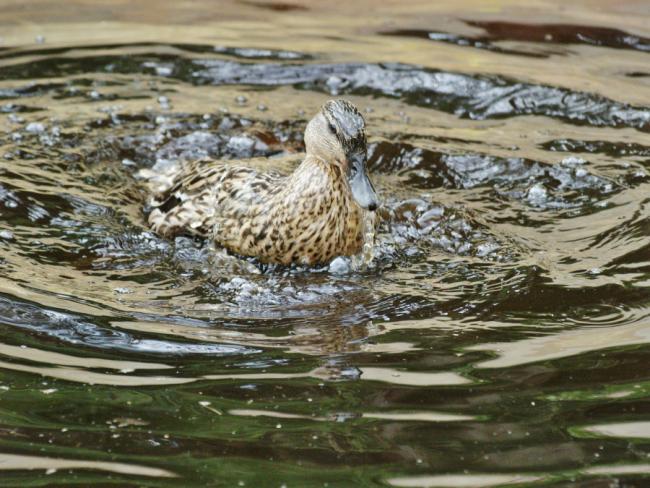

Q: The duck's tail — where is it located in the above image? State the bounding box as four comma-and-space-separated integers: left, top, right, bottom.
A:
138, 160, 215, 238
137, 161, 180, 198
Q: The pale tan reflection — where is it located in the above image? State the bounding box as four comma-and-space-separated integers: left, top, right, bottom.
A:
362, 411, 474, 422
387, 465, 650, 487
228, 409, 474, 422
229, 409, 327, 421
0, 355, 469, 387
2, 0, 649, 107
468, 320, 650, 369
205, 365, 471, 386
0, 276, 105, 317
0, 360, 193, 387
581, 421, 650, 439
368, 316, 547, 334
386, 473, 541, 487
0, 453, 175, 477
0, 343, 171, 371
108, 320, 471, 385
506, 186, 650, 290
202, 371, 311, 381
0, 0, 647, 325
112, 319, 419, 356
359, 367, 470, 386
584, 464, 650, 476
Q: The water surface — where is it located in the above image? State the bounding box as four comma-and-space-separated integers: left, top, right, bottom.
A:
1, 1, 650, 486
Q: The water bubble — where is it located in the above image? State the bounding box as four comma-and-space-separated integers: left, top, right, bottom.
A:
325, 76, 345, 95
561, 156, 587, 167
476, 242, 500, 257
226, 135, 256, 157
329, 257, 351, 274
526, 183, 548, 205
25, 122, 45, 134
142, 61, 173, 77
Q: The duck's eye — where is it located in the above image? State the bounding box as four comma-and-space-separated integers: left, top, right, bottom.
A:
328, 123, 337, 135
349, 166, 358, 178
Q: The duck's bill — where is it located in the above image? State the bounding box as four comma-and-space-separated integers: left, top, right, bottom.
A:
348, 153, 379, 211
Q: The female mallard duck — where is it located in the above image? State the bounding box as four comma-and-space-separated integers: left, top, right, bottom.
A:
144, 99, 378, 266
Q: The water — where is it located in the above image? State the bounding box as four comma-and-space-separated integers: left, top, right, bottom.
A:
0, 1, 650, 486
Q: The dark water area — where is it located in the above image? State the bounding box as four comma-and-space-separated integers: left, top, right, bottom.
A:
0, 1, 650, 486
383, 20, 650, 57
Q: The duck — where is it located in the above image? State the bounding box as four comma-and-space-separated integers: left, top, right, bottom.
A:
142, 99, 379, 266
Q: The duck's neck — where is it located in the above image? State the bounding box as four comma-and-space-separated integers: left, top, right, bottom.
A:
285, 155, 346, 197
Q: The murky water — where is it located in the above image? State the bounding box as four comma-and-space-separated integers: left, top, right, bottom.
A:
1, 1, 650, 486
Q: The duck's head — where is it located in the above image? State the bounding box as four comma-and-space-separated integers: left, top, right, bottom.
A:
304, 99, 379, 212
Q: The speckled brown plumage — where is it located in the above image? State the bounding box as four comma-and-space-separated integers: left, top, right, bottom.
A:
143, 99, 378, 266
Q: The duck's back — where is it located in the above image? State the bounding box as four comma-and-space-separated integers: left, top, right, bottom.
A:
145, 159, 283, 239
143, 157, 368, 266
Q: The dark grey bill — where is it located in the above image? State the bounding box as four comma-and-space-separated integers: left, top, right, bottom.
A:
348, 152, 378, 211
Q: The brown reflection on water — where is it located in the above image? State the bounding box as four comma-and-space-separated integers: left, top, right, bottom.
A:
112, 312, 424, 354
0, 359, 192, 386
0, 343, 171, 370
470, 318, 650, 368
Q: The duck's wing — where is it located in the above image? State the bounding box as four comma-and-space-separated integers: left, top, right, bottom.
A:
142, 159, 284, 238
